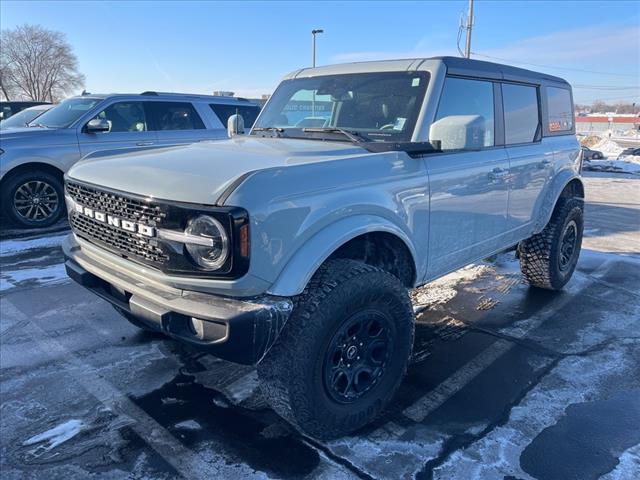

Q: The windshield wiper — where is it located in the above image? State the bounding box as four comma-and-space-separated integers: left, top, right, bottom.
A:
302, 127, 369, 144
28, 123, 47, 128
252, 126, 285, 137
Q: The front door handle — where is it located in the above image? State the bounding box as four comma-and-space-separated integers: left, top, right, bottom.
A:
488, 168, 508, 181
136, 141, 154, 146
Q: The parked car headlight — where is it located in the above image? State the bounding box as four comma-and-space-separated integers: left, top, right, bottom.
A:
184, 215, 229, 270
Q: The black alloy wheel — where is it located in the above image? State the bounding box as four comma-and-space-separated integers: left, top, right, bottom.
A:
323, 310, 393, 404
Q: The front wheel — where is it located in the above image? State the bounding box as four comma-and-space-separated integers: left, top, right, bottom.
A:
257, 259, 414, 439
518, 197, 584, 290
2, 170, 65, 228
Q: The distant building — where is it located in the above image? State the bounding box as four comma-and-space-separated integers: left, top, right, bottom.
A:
213, 91, 235, 97
575, 115, 639, 135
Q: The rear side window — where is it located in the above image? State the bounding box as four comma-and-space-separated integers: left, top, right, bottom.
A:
210, 104, 260, 129
546, 87, 573, 132
434, 77, 495, 149
150, 102, 205, 130
502, 84, 540, 144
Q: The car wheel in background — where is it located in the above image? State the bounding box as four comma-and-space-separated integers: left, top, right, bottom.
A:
2, 170, 65, 228
257, 259, 415, 439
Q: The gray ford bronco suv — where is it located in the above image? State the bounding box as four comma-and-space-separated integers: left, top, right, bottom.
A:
63, 57, 584, 438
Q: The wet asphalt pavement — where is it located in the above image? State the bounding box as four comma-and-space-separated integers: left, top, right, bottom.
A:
1, 171, 639, 480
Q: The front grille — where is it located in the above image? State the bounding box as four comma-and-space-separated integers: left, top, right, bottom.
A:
70, 214, 168, 263
66, 182, 166, 225
66, 181, 169, 266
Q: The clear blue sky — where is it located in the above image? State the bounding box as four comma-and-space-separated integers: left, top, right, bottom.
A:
1, 0, 638, 103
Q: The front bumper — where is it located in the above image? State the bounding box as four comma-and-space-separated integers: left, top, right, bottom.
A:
63, 234, 292, 365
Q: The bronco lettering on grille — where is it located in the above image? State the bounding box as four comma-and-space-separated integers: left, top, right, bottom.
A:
74, 202, 156, 238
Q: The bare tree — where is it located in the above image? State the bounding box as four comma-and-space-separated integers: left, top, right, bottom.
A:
0, 24, 85, 102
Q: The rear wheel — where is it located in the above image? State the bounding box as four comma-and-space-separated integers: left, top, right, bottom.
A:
518, 197, 584, 290
257, 259, 414, 439
2, 170, 65, 228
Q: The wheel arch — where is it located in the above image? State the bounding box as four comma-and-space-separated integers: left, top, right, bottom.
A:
267, 215, 418, 297
0, 162, 65, 190
533, 173, 584, 234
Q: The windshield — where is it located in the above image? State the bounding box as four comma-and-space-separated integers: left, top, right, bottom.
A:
253, 72, 429, 142
30, 97, 103, 128
0, 106, 50, 129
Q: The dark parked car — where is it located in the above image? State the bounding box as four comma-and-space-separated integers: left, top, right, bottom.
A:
0, 101, 50, 120
617, 147, 640, 160
0, 104, 54, 130
581, 146, 604, 160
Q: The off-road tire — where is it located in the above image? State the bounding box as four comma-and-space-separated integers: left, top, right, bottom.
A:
518, 197, 584, 290
2, 170, 65, 228
257, 259, 414, 439
112, 305, 161, 334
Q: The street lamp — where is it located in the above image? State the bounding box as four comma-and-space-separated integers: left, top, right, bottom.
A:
312, 29, 324, 67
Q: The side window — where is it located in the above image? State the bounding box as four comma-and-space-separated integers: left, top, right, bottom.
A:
433, 77, 495, 150
210, 104, 261, 129
502, 83, 540, 144
546, 87, 573, 132
91, 102, 148, 133
151, 102, 205, 131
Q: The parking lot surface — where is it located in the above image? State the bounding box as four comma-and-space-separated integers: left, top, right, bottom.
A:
1, 172, 639, 480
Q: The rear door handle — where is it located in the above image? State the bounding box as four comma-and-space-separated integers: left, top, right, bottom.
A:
136, 141, 154, 146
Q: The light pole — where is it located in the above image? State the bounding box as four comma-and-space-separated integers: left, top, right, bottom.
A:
312, 29, 324, 67
464, 0, 474, 58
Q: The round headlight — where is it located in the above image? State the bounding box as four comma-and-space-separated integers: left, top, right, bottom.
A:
184, 215, 229, 270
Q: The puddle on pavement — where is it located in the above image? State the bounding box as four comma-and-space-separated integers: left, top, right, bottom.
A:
132, 372, 321, 478
520, 389, 640, 480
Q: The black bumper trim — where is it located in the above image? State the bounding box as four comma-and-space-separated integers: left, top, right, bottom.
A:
64, 258, 291, 365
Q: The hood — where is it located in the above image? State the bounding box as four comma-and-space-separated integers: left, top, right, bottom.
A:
0, 126, 67, 144
67, 136, 368, 204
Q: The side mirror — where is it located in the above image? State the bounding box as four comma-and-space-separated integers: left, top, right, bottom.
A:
429, 115, 487, 151
85, 118, 110, 133
227, 114, 245, 137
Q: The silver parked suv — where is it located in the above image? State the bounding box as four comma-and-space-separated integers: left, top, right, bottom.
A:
63, 57, 584, 438
0, 92, 260, 228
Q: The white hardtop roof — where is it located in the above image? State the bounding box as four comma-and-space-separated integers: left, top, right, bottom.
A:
284, 56, 569, 86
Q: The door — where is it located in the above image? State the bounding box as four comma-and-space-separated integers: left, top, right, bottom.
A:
501, 83, 551, 237
78, 101, 157, 156
425, 76, 510, 278
148, 101, 211, 146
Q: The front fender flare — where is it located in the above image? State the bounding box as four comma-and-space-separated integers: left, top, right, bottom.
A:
267, 215, 417, 297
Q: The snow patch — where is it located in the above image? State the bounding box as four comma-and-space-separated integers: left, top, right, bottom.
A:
583, 159, 640, 175
174, 420, 201, 430
226, 371, 260, 404
591, 137, 625, 158
411, 264, 492, 313
23, 419, 85, 451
